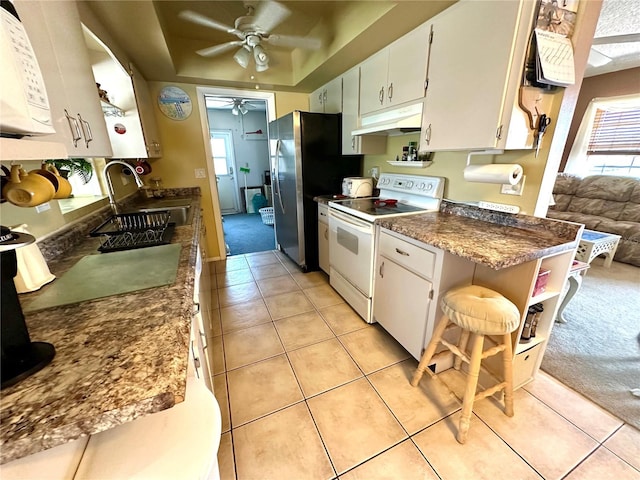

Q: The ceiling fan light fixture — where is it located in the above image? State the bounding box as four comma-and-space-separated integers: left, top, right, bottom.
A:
255, 62, 269, 72
233, 46, 251, 69
231, 105, 240, 115
253, 44, 269, 66
239, 105, 248, 115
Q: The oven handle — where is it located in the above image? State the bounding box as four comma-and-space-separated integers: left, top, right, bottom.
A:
329, 208, 373, 234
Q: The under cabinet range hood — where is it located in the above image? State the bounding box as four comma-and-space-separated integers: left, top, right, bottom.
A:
351, 101, 423, 136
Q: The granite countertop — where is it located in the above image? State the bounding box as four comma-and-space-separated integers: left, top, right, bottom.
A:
377, 201, 583, 270
0, 191, 202, 464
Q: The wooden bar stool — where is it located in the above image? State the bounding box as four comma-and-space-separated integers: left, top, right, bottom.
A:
412, 285, 520, 444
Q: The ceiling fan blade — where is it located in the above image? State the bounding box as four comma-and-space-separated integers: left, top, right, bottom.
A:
196, 41, 245, 57
253, 1, 291, 33
178, 10, 243, 37
266, 34, 322, 50
592, 33, 640, 45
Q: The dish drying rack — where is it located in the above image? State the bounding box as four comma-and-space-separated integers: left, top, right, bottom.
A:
90, 211, 174, 252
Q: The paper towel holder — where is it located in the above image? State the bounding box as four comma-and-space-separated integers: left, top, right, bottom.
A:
465, 149, 504, 167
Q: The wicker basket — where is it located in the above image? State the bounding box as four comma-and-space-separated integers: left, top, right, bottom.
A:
259, 207, 274, 225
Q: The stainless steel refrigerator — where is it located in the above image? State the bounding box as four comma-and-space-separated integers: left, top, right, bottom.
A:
269, 111, 361, 272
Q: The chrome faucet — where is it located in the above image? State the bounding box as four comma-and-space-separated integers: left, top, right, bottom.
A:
102, 160, 145, 214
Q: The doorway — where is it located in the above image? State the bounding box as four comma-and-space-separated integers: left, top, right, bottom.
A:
197, 88, 277, 258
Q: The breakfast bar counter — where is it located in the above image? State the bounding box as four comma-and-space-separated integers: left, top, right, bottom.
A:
0, 190, 202, 465
377, 201, 583, 269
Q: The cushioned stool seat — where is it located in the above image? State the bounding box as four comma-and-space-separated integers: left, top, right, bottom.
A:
412, 285, 520, 444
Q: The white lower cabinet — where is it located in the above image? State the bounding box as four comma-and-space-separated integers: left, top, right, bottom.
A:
318, 203, 330, 274
373, 228, 475, 361
373, 256, 432, 360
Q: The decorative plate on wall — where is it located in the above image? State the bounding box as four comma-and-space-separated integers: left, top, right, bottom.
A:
157, 86, 192, 120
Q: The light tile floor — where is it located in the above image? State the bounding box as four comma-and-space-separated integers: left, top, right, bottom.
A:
205, 251, 640, 480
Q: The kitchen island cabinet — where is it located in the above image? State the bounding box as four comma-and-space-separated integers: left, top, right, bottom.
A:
376, 201, 582, 388
15, 0, 112, 158
0, 189, 208, 465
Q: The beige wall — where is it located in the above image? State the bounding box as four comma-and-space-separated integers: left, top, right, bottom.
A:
559, 67, 640, 171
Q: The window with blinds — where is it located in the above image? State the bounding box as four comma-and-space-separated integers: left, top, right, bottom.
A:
585, 105, 640, 177
587, 107, 640, 155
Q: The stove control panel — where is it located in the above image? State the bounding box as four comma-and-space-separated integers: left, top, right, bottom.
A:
377, 173, 444, 199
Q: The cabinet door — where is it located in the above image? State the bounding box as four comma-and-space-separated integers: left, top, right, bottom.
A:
318, 220, 329, 274
130, 63, 162, 158
38, 0, 111, 157
372, 257, 432, 360
341, 67, 360, 154
309, 86, 325, 112
323, 77, 342, 114
386, 23, 429, 107
421, 0, 521, 151
359, 48, 388, 115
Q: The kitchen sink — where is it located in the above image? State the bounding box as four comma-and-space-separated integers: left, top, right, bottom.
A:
134, 205, 192, 226
126, 198, 193, 226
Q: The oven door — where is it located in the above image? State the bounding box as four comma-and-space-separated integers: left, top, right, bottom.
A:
328, 208, 375, 296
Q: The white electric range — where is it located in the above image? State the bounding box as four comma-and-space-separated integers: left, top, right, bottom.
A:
327, 173, 445, 322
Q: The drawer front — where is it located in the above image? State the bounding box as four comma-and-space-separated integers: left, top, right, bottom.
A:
378, 231, 435, 278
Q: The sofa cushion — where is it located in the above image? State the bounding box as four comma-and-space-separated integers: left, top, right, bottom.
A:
574, 175, 637, 202
620, 201, 640, 223
552, 193, 573, 212
553, 173, 581, 195
546, 210, 604, 230
567, 196, 628, 220
595, 219, 640, 240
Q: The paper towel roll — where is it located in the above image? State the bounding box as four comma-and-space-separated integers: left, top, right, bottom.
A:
463, 164, 523, 185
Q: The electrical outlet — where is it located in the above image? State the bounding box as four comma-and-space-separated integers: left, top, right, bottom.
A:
501, 175, 525, 196
194, 168, 206, 179
370, 166, 379, 178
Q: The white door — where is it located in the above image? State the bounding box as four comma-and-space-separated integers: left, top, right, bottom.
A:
211, 131, 240, 214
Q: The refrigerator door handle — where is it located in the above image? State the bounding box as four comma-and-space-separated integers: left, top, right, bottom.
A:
274, 139, 286, 214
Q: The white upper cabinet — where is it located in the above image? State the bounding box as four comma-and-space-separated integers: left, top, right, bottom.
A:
342, 67, 385, 155
360, 23, 430, 115
420, 0, 537, 151
309, 77, 342, 114
15, 0, 112, 158
92, 56, 162, 159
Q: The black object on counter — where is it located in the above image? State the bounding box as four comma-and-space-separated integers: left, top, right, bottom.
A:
1, 227, 55, 390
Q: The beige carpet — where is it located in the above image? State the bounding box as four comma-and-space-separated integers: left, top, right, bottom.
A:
541, 258, 640, 429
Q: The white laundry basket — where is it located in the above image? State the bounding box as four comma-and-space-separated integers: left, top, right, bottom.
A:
259, 207, 274, 225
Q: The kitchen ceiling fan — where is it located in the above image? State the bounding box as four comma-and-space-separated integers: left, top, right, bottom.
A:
178, 1, 322, 72
226, 98, 258, 115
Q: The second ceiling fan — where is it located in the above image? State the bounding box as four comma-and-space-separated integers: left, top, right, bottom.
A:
179, 1, 322, 72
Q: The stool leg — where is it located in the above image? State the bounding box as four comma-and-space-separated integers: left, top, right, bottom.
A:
502, 333, 515, 417
411, 315, 449, 387
454, 329, 470, 371
457, 333, 485, 444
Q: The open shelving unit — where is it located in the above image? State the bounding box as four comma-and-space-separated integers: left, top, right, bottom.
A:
472, 248, 575, 388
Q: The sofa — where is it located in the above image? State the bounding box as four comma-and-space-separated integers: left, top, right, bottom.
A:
547, 173, 640, 267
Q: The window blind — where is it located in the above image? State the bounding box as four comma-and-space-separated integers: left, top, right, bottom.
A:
587, 107, 640, 155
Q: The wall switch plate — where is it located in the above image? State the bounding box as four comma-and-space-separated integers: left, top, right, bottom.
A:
501, 175, 525, 196
370, 166, 379, 178
35, 202, 51, 213
195, 168, 206, 179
